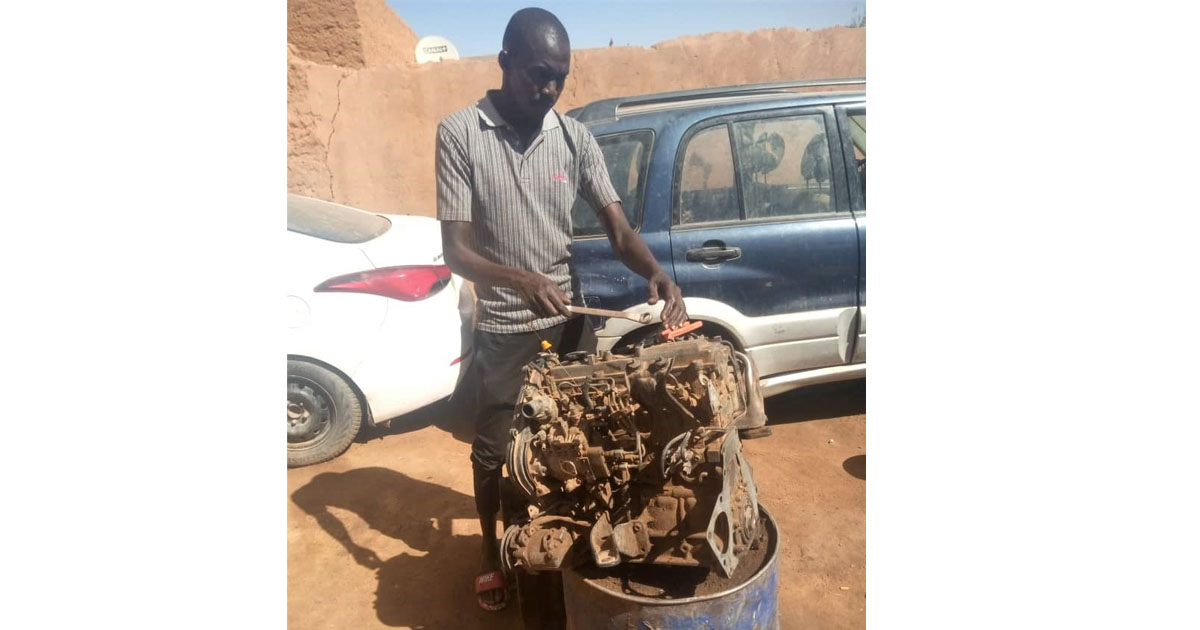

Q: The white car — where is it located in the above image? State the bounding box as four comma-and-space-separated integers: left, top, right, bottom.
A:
286, 194, 473, 467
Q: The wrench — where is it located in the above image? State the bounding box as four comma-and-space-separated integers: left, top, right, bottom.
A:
568, 305, 653, 324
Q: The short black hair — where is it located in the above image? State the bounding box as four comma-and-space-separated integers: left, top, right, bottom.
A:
502, 7, 569, 57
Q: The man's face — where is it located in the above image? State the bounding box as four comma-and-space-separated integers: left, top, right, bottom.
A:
502, 29, 570, 125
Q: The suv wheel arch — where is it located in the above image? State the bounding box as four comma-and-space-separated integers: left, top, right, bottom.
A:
612, 320, 745, 355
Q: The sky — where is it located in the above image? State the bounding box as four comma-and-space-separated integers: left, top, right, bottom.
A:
387, 0, 866, 58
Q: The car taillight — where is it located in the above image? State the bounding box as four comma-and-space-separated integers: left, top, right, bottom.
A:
314, 265, 452, 302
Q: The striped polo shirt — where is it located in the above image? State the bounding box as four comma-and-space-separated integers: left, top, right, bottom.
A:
435, 91, 620, 334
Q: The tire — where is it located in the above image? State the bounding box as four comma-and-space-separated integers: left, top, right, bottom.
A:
287, 359, 363, 468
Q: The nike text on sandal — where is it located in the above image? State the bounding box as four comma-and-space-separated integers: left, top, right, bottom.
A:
474, 570, 508, 612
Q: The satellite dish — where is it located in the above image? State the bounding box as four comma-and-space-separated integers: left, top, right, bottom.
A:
415, 35, 460, 64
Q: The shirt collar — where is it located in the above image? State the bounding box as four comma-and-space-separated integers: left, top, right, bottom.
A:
477, 92, 560, 132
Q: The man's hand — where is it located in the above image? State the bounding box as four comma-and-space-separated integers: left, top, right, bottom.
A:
647, 271, 687, 329
443, 222, 573, 320
514, 270, 573, 319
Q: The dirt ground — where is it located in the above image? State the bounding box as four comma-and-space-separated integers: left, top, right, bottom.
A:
287, 379, 865, 629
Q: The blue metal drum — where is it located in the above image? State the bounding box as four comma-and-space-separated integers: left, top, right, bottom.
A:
562, 505, 780, 630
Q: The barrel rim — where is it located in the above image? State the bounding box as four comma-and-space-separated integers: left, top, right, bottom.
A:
567, 504, 780, 606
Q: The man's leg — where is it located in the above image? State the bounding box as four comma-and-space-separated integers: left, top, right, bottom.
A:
470, 328, 545, 610
511, 316, 595, 629
549, 313, 597, 355
471, 317, 597, 620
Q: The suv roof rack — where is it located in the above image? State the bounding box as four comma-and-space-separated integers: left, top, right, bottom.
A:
567, 77, 865, 122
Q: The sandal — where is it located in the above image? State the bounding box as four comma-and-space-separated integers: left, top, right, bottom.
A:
474, 570, 508, 612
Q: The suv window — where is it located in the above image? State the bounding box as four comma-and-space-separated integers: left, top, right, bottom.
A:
286, 195, 391, 243
847, 111, 865, 201
572, 130, 653, 237
733, 114, 833, 218
678, 125, 738, 225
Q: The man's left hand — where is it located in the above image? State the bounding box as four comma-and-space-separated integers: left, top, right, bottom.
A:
647, 271, 688, 329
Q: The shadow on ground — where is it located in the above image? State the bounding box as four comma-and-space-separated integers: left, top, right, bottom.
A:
842, 454, 866, 480
291, 467, 512, 627
764, 378, 865, 425
357, 396, 476, 446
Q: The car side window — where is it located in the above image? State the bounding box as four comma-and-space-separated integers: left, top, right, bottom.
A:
572, 130, 653, 238
732, 115, 834, 219
847, 110, 865, 202
678, 125, 738, 225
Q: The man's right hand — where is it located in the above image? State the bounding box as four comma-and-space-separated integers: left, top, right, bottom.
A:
443, 222, 573, 320
514, 270, 573, 319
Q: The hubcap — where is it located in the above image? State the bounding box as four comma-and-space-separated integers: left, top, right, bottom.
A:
288, 379, 333, 445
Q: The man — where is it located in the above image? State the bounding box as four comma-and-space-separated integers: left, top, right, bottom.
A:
435, 7, 688, 615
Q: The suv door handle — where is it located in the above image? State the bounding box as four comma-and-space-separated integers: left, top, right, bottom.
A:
686, 246, 742, 264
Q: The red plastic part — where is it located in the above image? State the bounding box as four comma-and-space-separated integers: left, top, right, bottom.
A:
660, 320, 703, 341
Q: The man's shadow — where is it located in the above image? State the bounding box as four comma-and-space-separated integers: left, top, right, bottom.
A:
292, 467, 518, 628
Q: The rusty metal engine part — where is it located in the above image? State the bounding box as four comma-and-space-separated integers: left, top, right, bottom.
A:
502, 335, 765, 578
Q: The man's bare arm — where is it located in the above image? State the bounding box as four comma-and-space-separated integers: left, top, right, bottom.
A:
440, 221, 573, 319
595, 202, 688, 328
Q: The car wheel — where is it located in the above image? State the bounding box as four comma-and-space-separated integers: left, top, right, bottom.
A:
287, 360, 363, 467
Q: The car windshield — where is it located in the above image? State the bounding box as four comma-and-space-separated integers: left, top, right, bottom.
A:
287, 195, 391, 243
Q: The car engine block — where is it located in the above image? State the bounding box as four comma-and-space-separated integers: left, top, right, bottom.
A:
501, 335, 765, 578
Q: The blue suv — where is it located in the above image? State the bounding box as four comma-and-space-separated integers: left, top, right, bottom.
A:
566, 78, 866, 398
